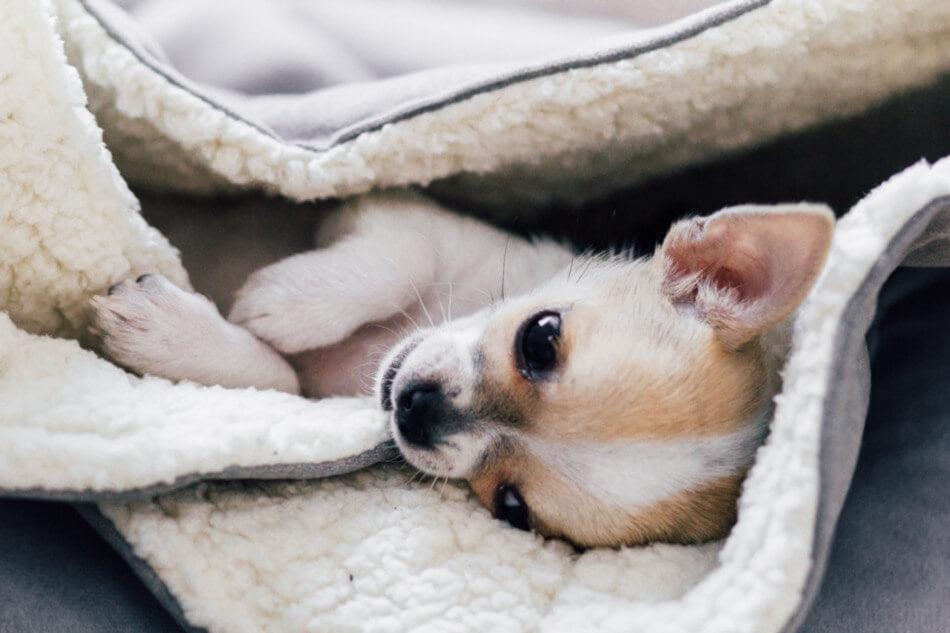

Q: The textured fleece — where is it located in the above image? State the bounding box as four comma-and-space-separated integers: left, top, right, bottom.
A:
0, 312, 389, 494
0, 0, 186, 337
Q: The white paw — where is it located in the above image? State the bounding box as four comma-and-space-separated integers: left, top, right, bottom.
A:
91, 274, 220, 376
228, 263, 359, 354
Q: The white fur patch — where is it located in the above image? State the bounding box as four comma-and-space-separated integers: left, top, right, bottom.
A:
521, 423, 764, 510
441, 431, 495, 478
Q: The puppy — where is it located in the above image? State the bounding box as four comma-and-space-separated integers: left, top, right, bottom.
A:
92, 190, 833, 547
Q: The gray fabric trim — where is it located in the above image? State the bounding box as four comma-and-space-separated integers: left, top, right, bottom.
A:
902, 206, 950, 266
780, 195, 950, 633
2, 441, 397, 503
78, 0, 281, 142
78, 0, 771, 151
74, 504, 207, 633
317, 0, 771, 149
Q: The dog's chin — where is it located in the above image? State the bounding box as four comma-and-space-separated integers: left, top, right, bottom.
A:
391, 423, 492, 480
389, 428, 458, 478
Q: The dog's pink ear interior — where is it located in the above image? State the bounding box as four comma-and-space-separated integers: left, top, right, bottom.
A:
660, 204, 835, 348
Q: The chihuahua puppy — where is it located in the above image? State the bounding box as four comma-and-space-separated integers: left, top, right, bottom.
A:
92, 190, 833, 547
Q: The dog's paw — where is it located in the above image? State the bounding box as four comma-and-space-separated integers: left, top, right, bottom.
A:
91, 274, 219, 376
228, 264, 362, 354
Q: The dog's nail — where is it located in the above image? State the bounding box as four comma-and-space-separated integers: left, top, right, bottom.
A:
136, 274, 153, 284
107, 282, 122, 295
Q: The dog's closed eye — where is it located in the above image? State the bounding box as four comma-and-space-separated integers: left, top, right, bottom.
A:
493, 483, 530, 531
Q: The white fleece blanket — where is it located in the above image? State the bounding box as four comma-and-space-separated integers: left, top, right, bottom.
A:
2, 1, 950, 632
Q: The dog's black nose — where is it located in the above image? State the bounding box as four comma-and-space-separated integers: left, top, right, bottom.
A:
395, 383, 443, 447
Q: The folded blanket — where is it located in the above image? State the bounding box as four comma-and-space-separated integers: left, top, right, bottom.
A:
2, 1, 950, 632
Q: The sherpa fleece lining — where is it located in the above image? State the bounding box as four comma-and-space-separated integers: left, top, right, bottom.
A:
0, 0, 187, 337
0, 311, 393, 497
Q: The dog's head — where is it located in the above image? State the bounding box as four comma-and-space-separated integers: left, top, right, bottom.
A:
377, 204, 833, 547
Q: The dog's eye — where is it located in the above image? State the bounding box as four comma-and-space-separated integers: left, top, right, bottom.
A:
517, 311, 561, 379
493, 484, 530, 531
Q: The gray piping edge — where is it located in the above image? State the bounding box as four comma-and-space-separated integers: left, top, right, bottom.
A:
4, 441, 397, 503
76, 0, 772, 152
74, 503, 209, 633
778, 194, 950, 633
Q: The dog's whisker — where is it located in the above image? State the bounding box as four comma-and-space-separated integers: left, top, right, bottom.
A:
425, 473, 440, 498
500, 236, 511, 300
363, 348, 390, 360
576, 254, 598, 283
435, 285, 448, 323
403, 470, 423, 487
446, 281, 454, 319
367, 323, 401, 336
392, 305, 421, 331
409, 279, 435, 327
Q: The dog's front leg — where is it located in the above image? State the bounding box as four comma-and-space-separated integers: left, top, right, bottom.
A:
228, 223, 438, 355
91, 274, 300, 393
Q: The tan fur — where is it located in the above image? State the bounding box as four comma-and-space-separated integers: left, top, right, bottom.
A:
470, 445, 746, 547
473, 263, 778, 443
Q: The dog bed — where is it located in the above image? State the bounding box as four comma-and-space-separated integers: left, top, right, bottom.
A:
2, 0, 949, 632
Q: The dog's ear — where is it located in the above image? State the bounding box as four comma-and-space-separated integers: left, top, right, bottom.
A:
660, 204, 834, 349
